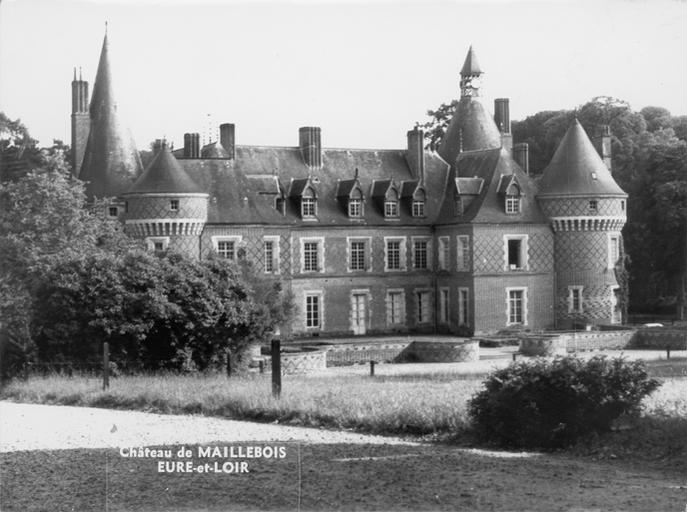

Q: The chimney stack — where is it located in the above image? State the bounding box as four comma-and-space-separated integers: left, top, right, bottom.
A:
406, 125, 425, 181
299, 127, 322, 169
494, 98, 512, 151
593, 125, 612, 172
220, 123, 235, 160
513, 143, 529, 175
183, 132, 200, 158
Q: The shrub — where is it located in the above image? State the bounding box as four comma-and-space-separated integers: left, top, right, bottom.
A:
467, 356, 661, 449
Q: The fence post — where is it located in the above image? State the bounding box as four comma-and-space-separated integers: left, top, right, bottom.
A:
369, 360, 375, 376
102, 342, 110, 390
271, 339, 281, 399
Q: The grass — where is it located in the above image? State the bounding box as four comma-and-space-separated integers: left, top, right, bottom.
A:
0, 372, 484, 436
2, 357, 686, 464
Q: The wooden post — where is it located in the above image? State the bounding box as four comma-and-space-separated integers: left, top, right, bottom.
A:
271, 339, 281, 399
102, 342, 110, 390
369, 360, 375, 376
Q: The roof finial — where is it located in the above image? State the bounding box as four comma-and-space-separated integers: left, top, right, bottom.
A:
354, 167, 359, 179
73, 67, 77, 80
105, 20, 108, 35
79, 66, 82, 80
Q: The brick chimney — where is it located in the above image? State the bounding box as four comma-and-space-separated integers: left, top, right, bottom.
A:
513, 143, 529, 175
183, 132, 200, 158
220, 123, 235, 160
299, 127, 322, 169
494, 98, 512, 151
592, 125, 612, 172
406, 125, 425, 181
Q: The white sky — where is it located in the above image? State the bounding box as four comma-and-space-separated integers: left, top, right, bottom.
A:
1, 0, 686, 150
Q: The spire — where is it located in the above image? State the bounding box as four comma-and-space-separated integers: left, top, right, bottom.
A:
460, 45, 483, 77
79, 29, 142, 198
538, 119, 625, 197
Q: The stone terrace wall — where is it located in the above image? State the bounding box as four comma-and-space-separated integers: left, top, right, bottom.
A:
632, 328, 687, 350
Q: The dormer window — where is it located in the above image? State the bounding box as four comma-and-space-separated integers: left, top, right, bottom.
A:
411, 188, 426, 218
348, 199, 362, 217
385, 188, 399, 218
301, 187, 317, 218
505, 195, 520, 214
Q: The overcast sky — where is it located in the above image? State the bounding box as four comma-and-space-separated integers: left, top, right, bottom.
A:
1, 0, 686, 150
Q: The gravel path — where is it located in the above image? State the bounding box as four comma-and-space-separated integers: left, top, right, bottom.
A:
0, 401, 416, 452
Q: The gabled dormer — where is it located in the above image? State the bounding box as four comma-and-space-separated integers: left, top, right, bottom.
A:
400, 180, 427, 217
453, 177, 484, 217
289, 177, 318, 219
372, 179, 400, 219
337, 169, 365, 218
497, 174, 523, 214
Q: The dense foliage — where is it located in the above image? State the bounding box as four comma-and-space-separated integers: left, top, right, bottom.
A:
423, 97, 687, 316
467, 356, 661, 449
0, 113, 294, 378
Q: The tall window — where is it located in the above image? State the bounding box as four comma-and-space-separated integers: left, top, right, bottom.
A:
386, 239, 402, 271
457, 235, 470, 271
608, 235, 620, 268
439, 288, 449, 324
458, 288, 469, 326
413, 240, 428, 269
305, 294, 320, 328
349, 240, 367, 271
386, 290, 405, 325
217, 240, 235, 260
507, 288, 526, 325
303, 241, 319, 272
348, 199, 362, 217
264, 240, 275, 272
569, 286, 583, 313
412, 201, 425, 217
505, 235, 528, 271
438, 237, 449, 270
505, 195, 520, 214
417, 291, 431, 324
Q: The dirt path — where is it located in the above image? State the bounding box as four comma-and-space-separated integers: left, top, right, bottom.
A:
1, 402, 685, 511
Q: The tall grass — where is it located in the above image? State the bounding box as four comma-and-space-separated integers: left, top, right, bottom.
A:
0, 373, 483, 436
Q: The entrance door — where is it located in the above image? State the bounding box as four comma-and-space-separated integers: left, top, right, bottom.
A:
352, 294, 367, 335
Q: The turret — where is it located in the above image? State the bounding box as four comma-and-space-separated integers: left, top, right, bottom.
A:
122, 142, 208, 259
79, 30, 143, 199
537, 119, 627, 327
438, 46, 502, 166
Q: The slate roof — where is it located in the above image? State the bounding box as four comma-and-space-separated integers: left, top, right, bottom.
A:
178, 146, 450, 226
436, 147, 547, 225
125, 144, 204, 195
79, 34, 142, 198
461, 45, 483, 76
437, 97, 502, 166
538, 119, 626, 197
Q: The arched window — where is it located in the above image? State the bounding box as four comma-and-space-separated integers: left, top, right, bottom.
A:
412, 188, 426, 217
505, 183, 521, 214
384, 188, 399, 218
301, 186, 317, 218
348, 187, 363, 217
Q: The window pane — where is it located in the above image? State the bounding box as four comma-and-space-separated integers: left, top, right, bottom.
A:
350, 241, 366, 270
304, 242, 319, 271
264, 241, 274, 272
306, 295, 319, 327
217, 241, 235, 259
414, 241, 428, 269
387, 241, 401, 270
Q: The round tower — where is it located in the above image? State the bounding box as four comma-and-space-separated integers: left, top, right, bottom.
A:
537, 119, 627, 328
122, 142, 208, 259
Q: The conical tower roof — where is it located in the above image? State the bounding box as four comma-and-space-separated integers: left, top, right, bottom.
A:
126, 144, 203, 195
79, 32, 142, 198
538, 119, 625, 197
461, 45, 483, 76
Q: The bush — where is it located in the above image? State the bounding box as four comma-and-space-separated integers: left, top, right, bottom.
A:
467, 356, 661, 449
